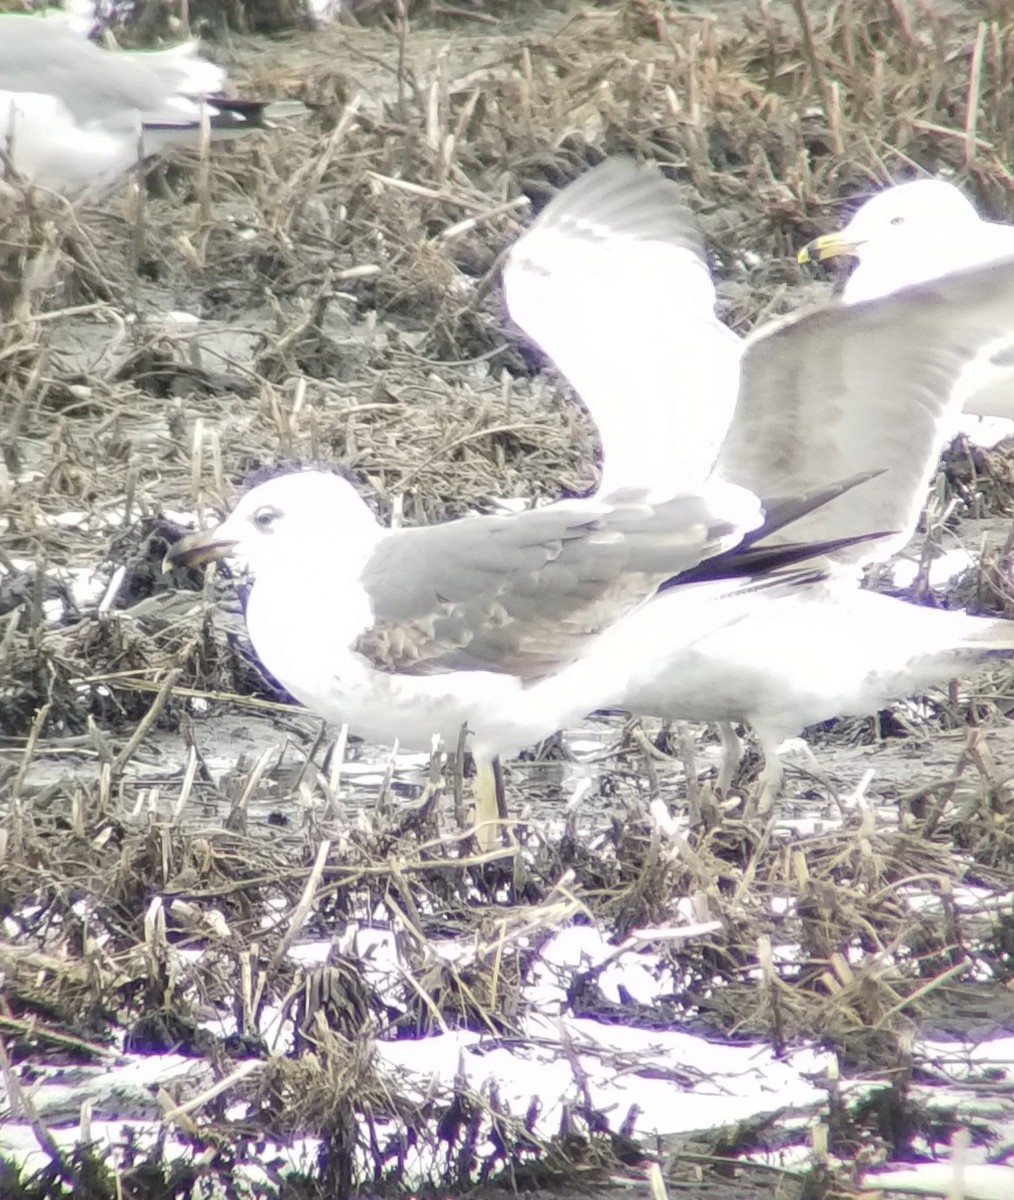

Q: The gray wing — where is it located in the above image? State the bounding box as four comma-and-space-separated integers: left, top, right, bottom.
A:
0, 17, 183, 126
503, 157, 742, 496
355, 488, 754, 681
719, 252, 1014, 562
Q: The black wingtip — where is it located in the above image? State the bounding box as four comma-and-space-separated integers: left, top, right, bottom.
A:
661, 526, 896, 589
746, 467, 887, 548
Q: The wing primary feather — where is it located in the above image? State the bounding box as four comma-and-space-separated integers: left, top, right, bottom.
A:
742, 467, 886, 547
666, 528, 896, 588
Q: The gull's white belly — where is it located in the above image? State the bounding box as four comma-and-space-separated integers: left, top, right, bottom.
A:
244, 574, 580, 759
275, 655, 537, 757
1, 92, 135, 193
609, 578, 1010, 739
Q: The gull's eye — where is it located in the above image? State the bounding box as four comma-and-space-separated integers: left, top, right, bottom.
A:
253, 505, 282, 531
889, 215, 905, 226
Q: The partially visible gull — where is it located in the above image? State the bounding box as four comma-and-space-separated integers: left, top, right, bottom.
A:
597, 563, 1014, 808
165, 466, 871, 846
798, 179, 1014, 420
0, 15, 275, 196
503, 159, 1014, 808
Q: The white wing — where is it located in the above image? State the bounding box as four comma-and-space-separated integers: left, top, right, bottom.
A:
503, 158, 741, 497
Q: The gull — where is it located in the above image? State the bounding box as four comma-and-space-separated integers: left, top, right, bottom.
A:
164, 467, 872, 847
162, 161, 1014, 831
502, 159, 1014, 809
0, 15, 275, 196
797, 178, 1014, 420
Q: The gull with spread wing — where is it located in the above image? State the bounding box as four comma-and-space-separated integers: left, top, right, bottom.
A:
502, 159, 1014, 809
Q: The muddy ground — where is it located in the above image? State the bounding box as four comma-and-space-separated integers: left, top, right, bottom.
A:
2, 2, 1014, 1198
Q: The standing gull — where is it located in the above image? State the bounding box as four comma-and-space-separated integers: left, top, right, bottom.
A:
797, 179, 1014, 420
0, 15, 273, 196
165, 468, 870, 846
502, 159, 1014, 808
163, 161, 888, 847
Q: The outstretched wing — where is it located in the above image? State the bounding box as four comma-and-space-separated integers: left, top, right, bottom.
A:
503, 157, 741, 496
721, 252, 1014, 563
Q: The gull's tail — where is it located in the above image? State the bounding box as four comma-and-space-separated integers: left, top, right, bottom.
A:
129, 39, 227, 97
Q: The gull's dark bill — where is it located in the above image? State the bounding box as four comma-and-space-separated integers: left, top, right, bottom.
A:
164, 530, 239, 572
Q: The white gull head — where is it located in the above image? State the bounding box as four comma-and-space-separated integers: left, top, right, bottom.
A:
838, 178, 980, 247
208, 470, 383, 577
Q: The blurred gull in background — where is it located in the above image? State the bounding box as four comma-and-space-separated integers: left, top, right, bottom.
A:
0, 14, 284, 196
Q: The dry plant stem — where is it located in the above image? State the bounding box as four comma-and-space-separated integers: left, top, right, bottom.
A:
630, 726, 661, 796
93, 677, 311, 714
129, 153, 146, 292
160, 1060, 264, 1126
387, 860, 425, 936
964, 21, 988, 166
0, 1035, 21, 1121
10, 702, 52, 806
674, 720, 703, 824
430, 3, 496, 24
733, 815, 776, 908
447, 968, 506, 1038
873, 960, 969, 1028
290, 93, 364, 201
240, 947, 257, 1034
0, 609, 18, 664
291, 721, 330, 797
0, 1036, 77, 1186
452, 723, 468, 831
228, 746, 275, 825
171, 745, 199, 822
325, 723, 350, 811
756, 935, 786, 1049
396, 958, 451, 1036
268, 838, 333, 974
648, 1161, 672, 1200
919, 753, 970, 836
87, 714, 115, 765
0, 1015, 106, 1061
111, 668, 182, 776
376, 741, 399, 816
395, 0, 409, 120
791, 0, 844, 156
197, 103, 212, 227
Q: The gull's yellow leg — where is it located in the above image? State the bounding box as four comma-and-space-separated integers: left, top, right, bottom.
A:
716, 721, 744, 797
473, 754, 506, 850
